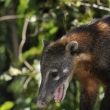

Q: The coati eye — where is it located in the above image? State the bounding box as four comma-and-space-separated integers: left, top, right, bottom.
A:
50, 69, 60, 80
51, 71, 58, 78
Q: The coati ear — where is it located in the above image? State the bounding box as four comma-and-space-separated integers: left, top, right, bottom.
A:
66, 41, 78, 53
42, 39, 50, 47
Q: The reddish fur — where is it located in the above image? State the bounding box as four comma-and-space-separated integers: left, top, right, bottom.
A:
96, 21, 110, 32
75, 60, 99, 96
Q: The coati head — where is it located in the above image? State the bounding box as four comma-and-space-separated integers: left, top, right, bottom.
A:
37, 39, 78, 108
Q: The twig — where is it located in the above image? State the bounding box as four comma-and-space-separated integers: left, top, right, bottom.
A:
28, 26, 39, 37
23, 77, 32, 89
97, 0, 104, 6
0, 15, 25, 21
19, 19, 34, 71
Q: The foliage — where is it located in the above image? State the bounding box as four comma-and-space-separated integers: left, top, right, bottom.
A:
0, 0, 109, 110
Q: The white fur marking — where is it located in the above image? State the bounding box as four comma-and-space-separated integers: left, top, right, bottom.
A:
44, 69, 58, 84
79, 53, 91, 60
54, 76, 60, 80
63, 68, 69, 73
51, 69, 58, 72
61, 79, 69, 101
61, 35, 66, 40
44, 71, 50, 84
45, 69, 59, 81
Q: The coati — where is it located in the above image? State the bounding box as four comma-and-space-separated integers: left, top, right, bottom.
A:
37, 16, 110, 110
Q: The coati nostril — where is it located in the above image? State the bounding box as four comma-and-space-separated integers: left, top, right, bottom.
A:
37, 100, 46, 108
50, 91, 54, 94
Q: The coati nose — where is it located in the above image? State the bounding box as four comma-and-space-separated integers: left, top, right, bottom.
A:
36, 100, 46, 108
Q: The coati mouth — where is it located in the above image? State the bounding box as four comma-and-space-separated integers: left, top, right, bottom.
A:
54, 81, 69, 102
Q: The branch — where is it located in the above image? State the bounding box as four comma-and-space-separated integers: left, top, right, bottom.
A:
80, 2, 110, 12
0, 15, 35, 71
0, 15, 25, 21
0, 15, 37, 71
19, 19, 34, 71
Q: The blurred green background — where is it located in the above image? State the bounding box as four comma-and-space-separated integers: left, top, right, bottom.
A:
0, 0, 109, 110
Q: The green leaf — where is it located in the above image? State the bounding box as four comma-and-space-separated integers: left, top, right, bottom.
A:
55, 102, 61, 107
25, 11, 36, 18
42, 21, 54, 29
8, 77, 26, 93
49, 27, 58, 35
23, 47, 40, 60
4, 0, 12, 7
17, 5, 26, 14
75, 1, 81, 7
1, 101, 14, 110
20, 0, 29, 9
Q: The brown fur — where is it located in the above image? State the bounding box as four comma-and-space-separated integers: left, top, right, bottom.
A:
96, 21, 110, 32
74, 60, 99, 95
